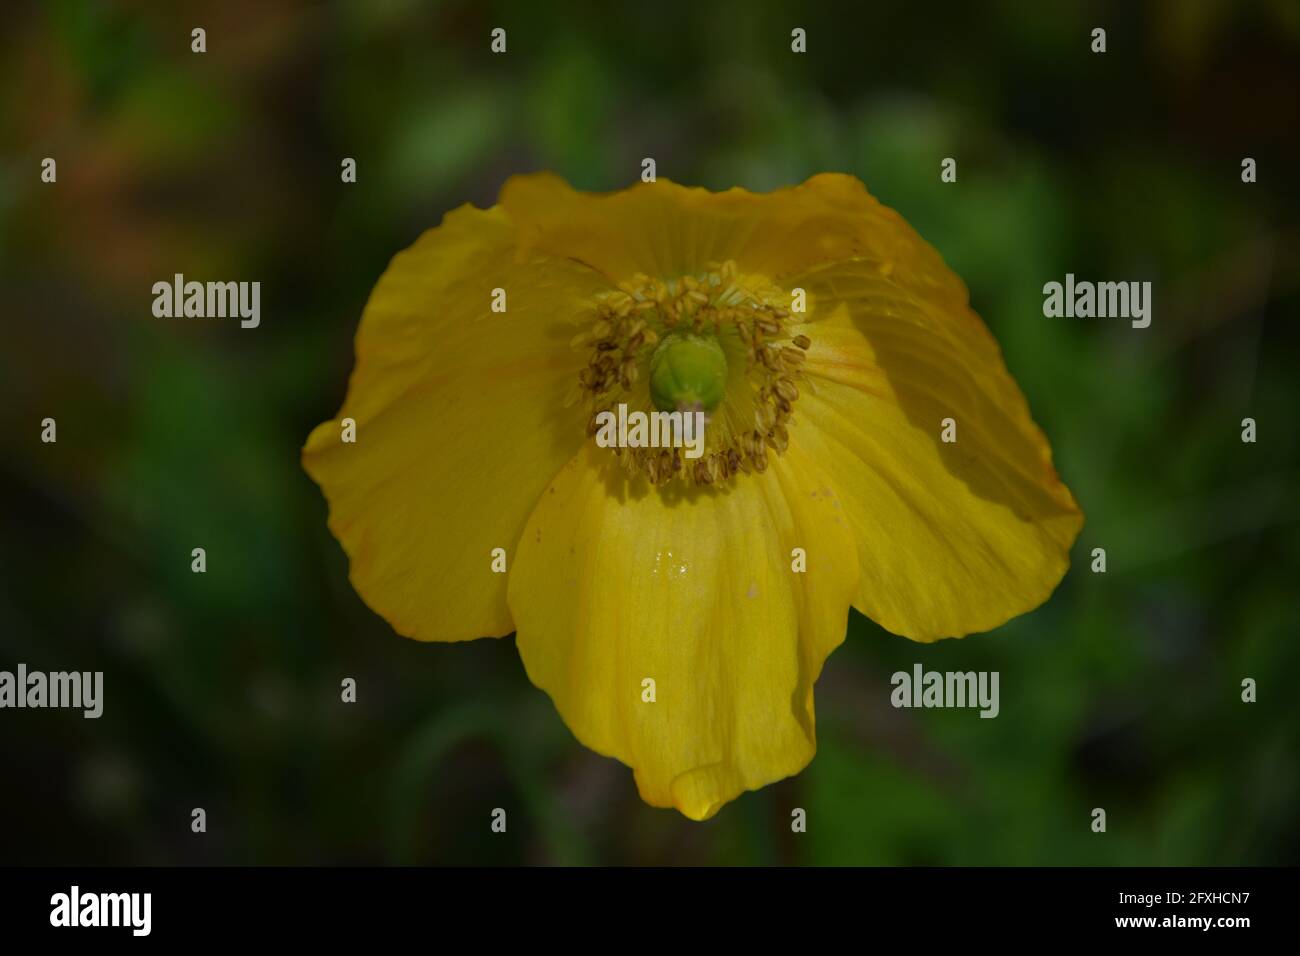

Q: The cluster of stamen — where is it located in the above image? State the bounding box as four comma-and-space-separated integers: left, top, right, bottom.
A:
570, 260, 811, 486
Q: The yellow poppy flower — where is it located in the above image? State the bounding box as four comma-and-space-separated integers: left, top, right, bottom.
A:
302, 172, 1083, 821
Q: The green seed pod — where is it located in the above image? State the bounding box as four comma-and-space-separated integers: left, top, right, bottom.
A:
648, 333, 728, 412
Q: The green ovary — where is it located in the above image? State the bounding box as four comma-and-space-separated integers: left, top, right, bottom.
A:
648, 333, 728, 412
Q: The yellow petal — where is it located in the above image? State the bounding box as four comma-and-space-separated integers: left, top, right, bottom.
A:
500, 172, 913, 283
508, 444, 859, 820
787, 250, 1083, 641
303, 203, 611, 642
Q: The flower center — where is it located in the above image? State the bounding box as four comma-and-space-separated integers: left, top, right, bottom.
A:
648, 333, 727, 413
571, 260, 811, 487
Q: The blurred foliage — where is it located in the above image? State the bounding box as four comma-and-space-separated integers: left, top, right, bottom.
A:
1, 0, 1297, 865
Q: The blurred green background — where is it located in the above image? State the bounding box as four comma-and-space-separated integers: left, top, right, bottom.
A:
2, 0, 1297, 865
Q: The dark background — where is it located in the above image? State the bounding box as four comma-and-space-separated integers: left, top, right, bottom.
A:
1, 0, 1297, 865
